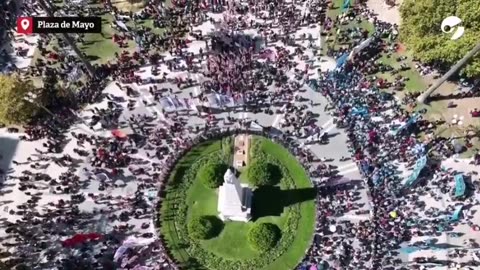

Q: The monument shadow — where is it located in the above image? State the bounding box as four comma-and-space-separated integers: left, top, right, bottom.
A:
0, 136, 19, 185
251, 186, 317, 220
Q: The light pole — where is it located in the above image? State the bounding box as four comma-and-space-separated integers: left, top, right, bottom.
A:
417, 41, 480, 104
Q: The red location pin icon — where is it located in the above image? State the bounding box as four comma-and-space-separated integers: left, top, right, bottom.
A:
17, 17, 33, 34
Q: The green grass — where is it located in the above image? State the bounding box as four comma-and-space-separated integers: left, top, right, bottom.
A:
253, 138, 316, 270
375, 52, 426, 93
79, 14, 136, 64
78, 9, 166, 63
186, 170, 259, 259
201, 222, 259, 259
322, 0, 374, 55
160, 136, 316, 270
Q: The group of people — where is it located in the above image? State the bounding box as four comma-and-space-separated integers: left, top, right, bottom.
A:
0, 0, 479, 269
300, 5, 480, 270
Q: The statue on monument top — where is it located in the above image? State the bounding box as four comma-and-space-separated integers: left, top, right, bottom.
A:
224, 169, 236, 184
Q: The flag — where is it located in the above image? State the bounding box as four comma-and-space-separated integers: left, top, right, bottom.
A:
115, 20, 129, 31
348, 37, 373, 60
336, 53, 349, 68
342, 0, 350, 12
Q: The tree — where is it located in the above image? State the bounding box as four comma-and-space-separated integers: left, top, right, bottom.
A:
247, 160, 278, 187
198, 162, 228, 189
0, 75, 40, 125
399, 0, 480, 79
187, 216, 222, 240
247, 223, 281, 251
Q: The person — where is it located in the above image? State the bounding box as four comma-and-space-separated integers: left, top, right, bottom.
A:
471, 108, 480, 117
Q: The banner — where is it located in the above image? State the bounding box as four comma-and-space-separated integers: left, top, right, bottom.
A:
115, 20, 129, 32
392, 113, 419, 136
351, 106, 369, 116
113, 236, 156, 262
160, 96, 186, 111
336, 53, 349, 69
404, 155, 427, 187
348, 37, 373, 60
454, 174, 465, 198
206, 93, 239, 108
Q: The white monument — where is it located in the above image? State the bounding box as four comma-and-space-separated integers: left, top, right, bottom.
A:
217, 169, 252, 222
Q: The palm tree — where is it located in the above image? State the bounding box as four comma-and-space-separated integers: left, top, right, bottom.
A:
417, 42, 480, 104
37, 0, 97, 78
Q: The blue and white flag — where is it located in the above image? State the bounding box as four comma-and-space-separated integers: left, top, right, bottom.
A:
336, 53, 349, 69
342, 0, 350, 12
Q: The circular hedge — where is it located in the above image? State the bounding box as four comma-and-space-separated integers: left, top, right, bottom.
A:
197, 162, 228, 189
188, 215, 223, 240
247, 160, 278, 186
159, 136, 316, 270
247, 223, 281, 251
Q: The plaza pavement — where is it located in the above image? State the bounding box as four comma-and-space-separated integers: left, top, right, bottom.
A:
0, 1, 478, 268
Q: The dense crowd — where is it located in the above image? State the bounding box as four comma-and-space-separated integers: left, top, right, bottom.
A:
300, 6, 480, 270
0, 0, 479, 269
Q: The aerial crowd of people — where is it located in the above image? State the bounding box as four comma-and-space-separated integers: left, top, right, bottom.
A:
0, 0, 479, 269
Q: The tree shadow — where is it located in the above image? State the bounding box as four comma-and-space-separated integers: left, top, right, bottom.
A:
267, 163, 282, 185
203, 215, 224, 239
184, 257, 207, 270
86, 55, 100, 62
252, 186, 316, 220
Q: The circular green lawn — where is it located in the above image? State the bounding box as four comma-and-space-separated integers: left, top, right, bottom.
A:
158, 136, 315, 270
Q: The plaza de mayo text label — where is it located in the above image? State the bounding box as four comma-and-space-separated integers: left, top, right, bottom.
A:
32, 17, 102, 33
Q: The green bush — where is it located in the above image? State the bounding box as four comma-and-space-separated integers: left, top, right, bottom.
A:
248, 223, 281, 251
198, 162, 228, 188
188, 215, 223, 240
247, 160, 279, 186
